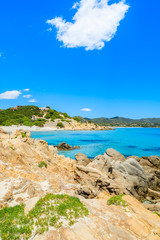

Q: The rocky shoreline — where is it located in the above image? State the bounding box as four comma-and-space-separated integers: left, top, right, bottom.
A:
0, 128, 160, 240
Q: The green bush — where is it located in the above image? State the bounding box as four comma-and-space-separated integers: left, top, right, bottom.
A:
73, 117, 80, 122
153, 211, 160, 217
21, 132, 27, 138
38, 161, 47, 168
107, 194, 128, 208
63, 113, 71, 118
0, 194, 89, 240
57, 122, 64, 128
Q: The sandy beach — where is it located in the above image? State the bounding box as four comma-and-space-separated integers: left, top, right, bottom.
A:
1, 125, 58, 132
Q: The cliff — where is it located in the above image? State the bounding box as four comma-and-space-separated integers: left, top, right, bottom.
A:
0, 128, 160, 240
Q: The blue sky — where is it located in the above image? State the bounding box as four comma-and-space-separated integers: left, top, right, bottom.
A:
0, 0, 160, 118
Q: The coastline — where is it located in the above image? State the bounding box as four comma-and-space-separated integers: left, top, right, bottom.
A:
1, 125, 159, 133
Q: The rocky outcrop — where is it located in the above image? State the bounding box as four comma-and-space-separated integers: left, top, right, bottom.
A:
10, 129, 31, 139
57, 142, 80, 151
33, 195, 160, 240
74, 149, 160, 202
75, 153, 92, 166
0, 130, 76, 209
0, 131, 160, 240
0, 127, 9, 139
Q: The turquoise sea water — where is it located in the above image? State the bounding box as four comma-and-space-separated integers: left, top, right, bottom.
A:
31, 128, 160, 159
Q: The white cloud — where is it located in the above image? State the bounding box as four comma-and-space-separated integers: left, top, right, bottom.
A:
47, 0, 129, 50
81, 108, 92, 112
28, 99, 37, 103
23, 89, 30, 92
23, 95, 32, 98
0, 90, 22, 100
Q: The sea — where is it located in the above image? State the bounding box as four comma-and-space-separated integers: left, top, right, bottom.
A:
31, 128, 160, 159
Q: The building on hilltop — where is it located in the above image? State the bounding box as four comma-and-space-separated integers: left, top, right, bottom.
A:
40, 107, 49, 111
32, 115, 44, 121
10, 106, 24, 111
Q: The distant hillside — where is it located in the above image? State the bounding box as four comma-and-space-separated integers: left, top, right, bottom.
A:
76, 116, 160, 127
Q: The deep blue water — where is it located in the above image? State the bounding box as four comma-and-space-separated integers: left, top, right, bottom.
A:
31, 128, 160, 159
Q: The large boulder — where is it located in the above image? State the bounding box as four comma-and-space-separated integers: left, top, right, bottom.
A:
0, 128, 9, 139
115, 158, 144, 177
75, 153, 92, 166
106, 148, 125, 162
10, 129, 31, 139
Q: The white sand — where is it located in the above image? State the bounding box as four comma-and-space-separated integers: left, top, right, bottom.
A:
1, 125, 58, 132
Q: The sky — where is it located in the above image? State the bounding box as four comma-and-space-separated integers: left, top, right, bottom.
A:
0, 0, 160, 119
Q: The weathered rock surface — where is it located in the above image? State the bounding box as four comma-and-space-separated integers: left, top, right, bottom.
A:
0, 130, 76, 208
0, 127, 9, 139
57, 142, 80, 151
75, 149, 160, 202
10, 129, 31, 139
33, 195, 160, 240
0, 130, 160, 240
75, 153, 92, 166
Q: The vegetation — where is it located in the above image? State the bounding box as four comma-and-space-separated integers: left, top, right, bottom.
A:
21, 132, 26, 138
0, 106, 45, 127
57, 122, 64, 128
73, 117, 80, 122
77, 116, 160, 128
0, 194, 89, 240
38, 161, 47, 168
10, 146, 15, 151
45, 109, 70, 122
153, 211, 160, 217
0, 204, 31, 240
0, 106, 71, 127
107, 194, 128, 208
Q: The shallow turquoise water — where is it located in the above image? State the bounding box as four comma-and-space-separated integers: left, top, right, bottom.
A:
31, 128, 160, 159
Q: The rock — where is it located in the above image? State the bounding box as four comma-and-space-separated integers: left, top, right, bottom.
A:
57, 142, 80, 151
148, 188, 160, 200
33, 195, 160, 240
48, 145, 58, 156
24, 197, 39, 214
115, 161, 144, 177
10, 129, 31, 139
0, 128, 9, 139
75, 153, 92, 166
148, 156, 160, 168
106, 148, 125, 162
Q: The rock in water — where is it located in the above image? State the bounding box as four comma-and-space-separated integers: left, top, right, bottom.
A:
57, 142, 80, 151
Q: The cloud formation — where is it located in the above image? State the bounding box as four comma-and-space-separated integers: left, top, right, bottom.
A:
47, 0, 129, 50
0, 90, 22, 100
81, 108, 92, 111
28, 99, 37, 103
23, 95, 32, 98
23, 89, 30, 92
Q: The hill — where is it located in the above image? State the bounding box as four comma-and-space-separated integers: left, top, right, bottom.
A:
0, 106, 112, 130
76, 116, 160, 127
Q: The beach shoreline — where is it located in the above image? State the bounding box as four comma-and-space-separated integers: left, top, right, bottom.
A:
1, 125, 159, 133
